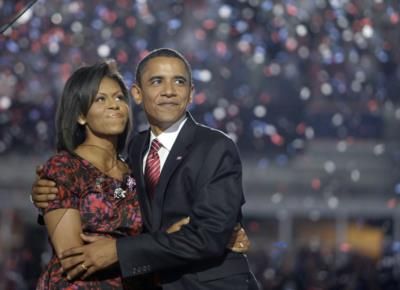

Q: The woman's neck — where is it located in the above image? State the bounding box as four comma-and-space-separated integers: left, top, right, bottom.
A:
75, 138, 120, 174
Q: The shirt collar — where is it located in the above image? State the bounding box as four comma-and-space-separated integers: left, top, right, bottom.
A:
149, 115, 188, 152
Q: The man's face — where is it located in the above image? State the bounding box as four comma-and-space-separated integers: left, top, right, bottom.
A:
132, 56, 193, 135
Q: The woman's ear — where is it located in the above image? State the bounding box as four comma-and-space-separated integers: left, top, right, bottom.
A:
77, 115, 86, 125
131, 84, 142, 105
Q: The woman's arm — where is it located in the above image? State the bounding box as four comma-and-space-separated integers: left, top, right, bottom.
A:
44, 208, 83, 258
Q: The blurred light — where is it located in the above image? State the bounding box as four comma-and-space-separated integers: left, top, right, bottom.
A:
168, 19, 181, 30
342, 29, 353, 42
0, 96, 12, 110
253, 105, 267, 118
51, 13, 63, 25
351, 80, 362, 92
269, 63, 281, 76
394, 183, 400, 195
327, 196, 339, 209
36, 121, 48, 135
305, 127, 314, 139
203, 19, 216, 30
253, 51, 265, 64
242, 8, 255, 20
68, 2, 81, 13
227, 104, 239, 117
321, 83, 332, 96
362, 25, 374, 38
97, 44, 111, 57
351, 169, 360, 182
236, 20, 249, 33
387, 198, 397, 209
213, 107, 226, 120
218, 5, 232, 19
298, 46, 310, 59
193, 69, 212, 82
273, 4, 285, 16
271, 192, 282, 204
263, 268, 276, 280
292, 138, 304, 149
373, 144, 385, 155
337, 140, 348, 152
324, 160, 336, 174
332, 113, 343, 126
265, 124, 277, 136
48, 42, 60, 54
296, 24, 308, 37
271, 134, 284, 146
311, 178, 321, 190
340, 243, 351, 252
14, 62, 25, 75
300, 87, 311, 101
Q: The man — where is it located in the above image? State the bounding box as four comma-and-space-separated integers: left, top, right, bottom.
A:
32, 48, 259, 289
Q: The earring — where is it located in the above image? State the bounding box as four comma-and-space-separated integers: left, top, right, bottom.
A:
78, 120, 86, 125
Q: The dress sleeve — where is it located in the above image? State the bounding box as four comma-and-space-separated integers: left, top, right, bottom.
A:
40, 153, 81, 214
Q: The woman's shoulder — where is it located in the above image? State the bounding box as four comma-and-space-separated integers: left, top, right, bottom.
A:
44, 150, 81, 167
41, 150, 84, 179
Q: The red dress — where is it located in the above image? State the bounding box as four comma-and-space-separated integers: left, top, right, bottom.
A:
36, 151, 142, 290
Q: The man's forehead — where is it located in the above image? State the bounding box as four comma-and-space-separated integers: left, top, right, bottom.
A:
143, 56, 188, 74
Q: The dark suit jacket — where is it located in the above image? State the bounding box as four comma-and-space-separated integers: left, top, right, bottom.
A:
117, 113, 253, 289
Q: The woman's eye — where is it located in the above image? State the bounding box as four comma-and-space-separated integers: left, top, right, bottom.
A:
116, 95, 126, 101
95, 96, 105, 102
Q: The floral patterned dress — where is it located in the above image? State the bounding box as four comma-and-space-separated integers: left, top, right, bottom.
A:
36, 151, 142, 290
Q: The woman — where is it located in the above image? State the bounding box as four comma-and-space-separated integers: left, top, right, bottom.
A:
36, 60, 144, 289
36, 60, 248, 289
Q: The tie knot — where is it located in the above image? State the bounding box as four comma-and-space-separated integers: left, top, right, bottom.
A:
150, 139, 162, 152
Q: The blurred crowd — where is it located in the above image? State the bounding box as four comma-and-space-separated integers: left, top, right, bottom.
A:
249, 241, 400, 290
2, 0, 400, 289
1, 0, 399, 157
2, 213, 400, 290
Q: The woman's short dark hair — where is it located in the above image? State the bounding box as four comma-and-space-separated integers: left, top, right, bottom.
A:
56, 59, 131, 154
135, 48, 192, 87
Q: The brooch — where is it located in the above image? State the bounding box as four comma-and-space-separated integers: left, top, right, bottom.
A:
113, 176, 135, 200
126, 176, 136, 191
114, 187, 126, 200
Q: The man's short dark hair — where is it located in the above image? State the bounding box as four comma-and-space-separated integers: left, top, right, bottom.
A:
135, 48, 192, 87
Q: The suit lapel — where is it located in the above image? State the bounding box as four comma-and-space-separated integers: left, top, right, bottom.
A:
130, 132, 153, 231
151, 114, 197, 229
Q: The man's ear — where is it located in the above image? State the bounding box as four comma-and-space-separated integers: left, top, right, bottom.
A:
131, 84, 142, 105
189, 84, 195, 103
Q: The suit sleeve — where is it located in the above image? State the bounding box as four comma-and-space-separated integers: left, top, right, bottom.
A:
116, 136, 245, 277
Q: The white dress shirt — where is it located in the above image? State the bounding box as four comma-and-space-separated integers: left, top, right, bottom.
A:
142, 115, 188, 174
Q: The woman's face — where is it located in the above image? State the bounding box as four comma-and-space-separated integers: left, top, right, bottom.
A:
81, 77, 129, 139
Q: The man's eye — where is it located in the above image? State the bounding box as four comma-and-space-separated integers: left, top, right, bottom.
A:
151, 79, 161, 85
175, 79, 185, 85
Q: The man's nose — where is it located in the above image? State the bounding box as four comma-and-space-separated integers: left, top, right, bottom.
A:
162, 81, 176, 96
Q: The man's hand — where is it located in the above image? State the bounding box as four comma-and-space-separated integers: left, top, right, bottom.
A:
60, 234, 118, 280
31, 165, 58, 208
228, 224, 250, 253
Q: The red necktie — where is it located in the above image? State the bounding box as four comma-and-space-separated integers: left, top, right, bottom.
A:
145, 139, 162, 199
